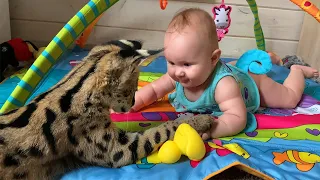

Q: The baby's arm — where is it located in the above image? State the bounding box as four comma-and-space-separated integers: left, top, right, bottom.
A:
209, 76, 247, 138
131, 73, 176, 111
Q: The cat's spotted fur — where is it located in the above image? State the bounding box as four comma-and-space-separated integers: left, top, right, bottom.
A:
0, 40, 213, 180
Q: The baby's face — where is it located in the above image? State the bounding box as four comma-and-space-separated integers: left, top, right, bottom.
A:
164, 27, 216, 88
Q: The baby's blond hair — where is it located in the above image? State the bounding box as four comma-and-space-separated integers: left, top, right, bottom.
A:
167, 8, 219, 50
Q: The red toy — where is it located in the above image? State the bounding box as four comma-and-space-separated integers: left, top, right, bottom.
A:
159, 0, 168, 10
0, 38, 38, 82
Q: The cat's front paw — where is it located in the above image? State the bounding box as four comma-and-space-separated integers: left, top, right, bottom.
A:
181, 114, 213, 133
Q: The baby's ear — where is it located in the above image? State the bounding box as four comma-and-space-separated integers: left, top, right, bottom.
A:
211, 49, 221, 63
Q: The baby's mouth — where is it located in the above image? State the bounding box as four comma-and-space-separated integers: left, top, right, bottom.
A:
180, 79, 189, 83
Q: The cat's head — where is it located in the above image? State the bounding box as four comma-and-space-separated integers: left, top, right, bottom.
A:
86, 40, 163, 112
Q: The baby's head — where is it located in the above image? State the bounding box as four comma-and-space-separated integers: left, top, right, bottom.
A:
164, 8, 221, 88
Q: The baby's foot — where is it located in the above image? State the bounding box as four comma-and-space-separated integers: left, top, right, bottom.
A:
291, 65, 319, 78
268, 52, 282, 65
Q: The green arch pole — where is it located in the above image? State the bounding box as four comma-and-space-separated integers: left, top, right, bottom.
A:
0, 0, 119, 114
247, 0, 266, 51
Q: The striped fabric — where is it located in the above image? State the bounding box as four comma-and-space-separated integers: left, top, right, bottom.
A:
0, 0, 119, 114
246, 0, 266, 51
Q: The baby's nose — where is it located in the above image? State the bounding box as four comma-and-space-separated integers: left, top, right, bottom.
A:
176, 70, 185, 77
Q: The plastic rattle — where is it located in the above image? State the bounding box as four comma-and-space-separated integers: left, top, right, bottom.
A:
160, 0, 168, 10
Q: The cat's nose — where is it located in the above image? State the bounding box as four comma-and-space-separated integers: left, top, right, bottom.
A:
121, 107, 126, 112
132, 97, 135, 105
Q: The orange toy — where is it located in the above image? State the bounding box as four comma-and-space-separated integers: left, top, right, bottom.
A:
75, 14, 103, 48
160, 0, 168, 10
290, 0, 320, 22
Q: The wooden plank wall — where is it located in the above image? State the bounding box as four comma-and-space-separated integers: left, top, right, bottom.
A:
0, 0, 11, 42
297, 0, 320, 70
9, 0, 304, 58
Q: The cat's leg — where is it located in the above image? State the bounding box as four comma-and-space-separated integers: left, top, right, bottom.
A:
75, 114, 213, 168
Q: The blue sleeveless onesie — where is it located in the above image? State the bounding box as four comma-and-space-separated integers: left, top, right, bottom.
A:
168, 61, 260, 132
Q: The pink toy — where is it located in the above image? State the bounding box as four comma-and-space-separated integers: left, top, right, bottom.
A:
212, 0, 232, 41
69, 60, 82, 67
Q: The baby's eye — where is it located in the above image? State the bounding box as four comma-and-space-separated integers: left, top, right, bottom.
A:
184, 63, 191, 67
168, 61, 175, 65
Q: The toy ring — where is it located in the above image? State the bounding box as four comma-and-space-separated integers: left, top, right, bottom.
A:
160, 0, 168, 10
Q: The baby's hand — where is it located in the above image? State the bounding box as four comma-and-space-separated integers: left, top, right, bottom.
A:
109, 108, 115, 114
200, 117, 218, 140
200, 132, 210, 141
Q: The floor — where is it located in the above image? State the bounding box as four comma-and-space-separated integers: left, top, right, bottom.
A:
208, 167, 263, 180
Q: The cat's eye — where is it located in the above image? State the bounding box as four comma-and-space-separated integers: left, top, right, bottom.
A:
123, 90, 130, 97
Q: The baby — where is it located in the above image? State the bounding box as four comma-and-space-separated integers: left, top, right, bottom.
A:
131, 8, 319, 139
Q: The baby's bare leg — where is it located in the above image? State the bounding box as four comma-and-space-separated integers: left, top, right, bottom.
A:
252, 65, 319, 108
228, 61, 237, 66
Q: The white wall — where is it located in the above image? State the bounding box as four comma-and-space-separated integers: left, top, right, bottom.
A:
9, 0, 304, 58
0, 0, 11, 43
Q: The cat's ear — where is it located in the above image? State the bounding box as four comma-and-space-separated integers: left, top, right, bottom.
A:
118, 49, 139, 59
119, 49, 160, 59
136, 49, 164, 57
118, 48, 164, 66
104, 39, 143, 50
134, 48, 164, 66
119, 40, 143, 50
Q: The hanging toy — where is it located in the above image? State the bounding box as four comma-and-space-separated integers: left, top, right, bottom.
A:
212, 0, 232, 41
290, 0, 320, 22
160, 0, 168, 10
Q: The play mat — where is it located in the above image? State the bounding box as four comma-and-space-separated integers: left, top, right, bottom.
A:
1, 49, 319, 180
